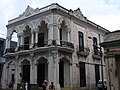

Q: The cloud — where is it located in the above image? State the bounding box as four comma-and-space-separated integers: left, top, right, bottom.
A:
0, 0, 120, 37
90, 15, 120, 31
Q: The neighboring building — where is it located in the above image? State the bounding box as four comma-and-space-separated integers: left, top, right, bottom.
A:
2, 3, 109, 90
0, 38, 5, 87
0, 37, 17, 88
101, 30, 120, 90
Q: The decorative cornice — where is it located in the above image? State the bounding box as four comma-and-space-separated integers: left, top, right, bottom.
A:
72, 8, 86, 21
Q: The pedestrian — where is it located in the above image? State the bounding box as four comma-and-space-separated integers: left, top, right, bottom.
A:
42, 80, 47, 90
25, 81, 28, 90
49, 82, 55, 90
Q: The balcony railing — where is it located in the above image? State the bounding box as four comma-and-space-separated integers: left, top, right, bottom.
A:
60, 40, 74, 49
5, 40, 74, 54
92, 46, 101, 59
5, 47, 16, 53
76, 45, 90, 57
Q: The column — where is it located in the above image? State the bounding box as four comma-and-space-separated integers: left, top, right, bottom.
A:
15, 34, 20, 51
53, 24, 60, 45
14, 55, 19, 89
30, 31, 34, 49
5, 37, 8, 49
20, 33, 24, 46
30, 53, 34, 84
67, 28, 71, 42
55, 60, 60, 90
17, 34, 20, 47
48, 24, 53, 45
6, 35, 11, 49
35, 28, 39, 47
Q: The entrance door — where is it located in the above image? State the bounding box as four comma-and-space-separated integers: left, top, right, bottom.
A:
37, 63, 45, 86
38, 33, 44, 47
95, 64, 100, 86
23, 65, 30, 83
59, 61, 64, 87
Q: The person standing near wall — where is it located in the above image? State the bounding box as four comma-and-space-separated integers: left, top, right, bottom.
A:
42, 80, 47, 90
49, 82, 55, 90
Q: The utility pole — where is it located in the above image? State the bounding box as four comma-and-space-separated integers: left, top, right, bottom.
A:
99, 34, 104, 90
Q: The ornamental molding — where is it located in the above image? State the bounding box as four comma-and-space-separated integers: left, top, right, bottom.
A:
57, 16, 71, 27
72, 8, 86, 21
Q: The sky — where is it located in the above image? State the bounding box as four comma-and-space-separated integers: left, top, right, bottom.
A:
0, 0, 120, 38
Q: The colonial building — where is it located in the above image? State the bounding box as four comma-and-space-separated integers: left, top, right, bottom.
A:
2, 3, 109, 90
0, 37, 16, 88
101, 30, 120, 90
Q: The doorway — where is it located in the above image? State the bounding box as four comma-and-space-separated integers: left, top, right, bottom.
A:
37, 63, 45, 86
59, 61, 64, 87
23, 65, 30, 83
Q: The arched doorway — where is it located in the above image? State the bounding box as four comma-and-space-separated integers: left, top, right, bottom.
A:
59, 57, 70, 88
21, 59, 30, 83
8, 61, 15, 88
37, 57, 48, 86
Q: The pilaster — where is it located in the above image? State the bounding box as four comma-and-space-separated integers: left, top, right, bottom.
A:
30, 53, 35, 84
70, 63, 73, 89
50, 49, 60, 90
34, 63, 37, 84
1, 63, 8, 89
48, 51, 55, 85
14, 55, 19, 89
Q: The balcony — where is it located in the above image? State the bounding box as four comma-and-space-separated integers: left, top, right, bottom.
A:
5, 40, 74, 55
92, 47, 101, 59
76, 45, 90, 57
5, 47, 16, 53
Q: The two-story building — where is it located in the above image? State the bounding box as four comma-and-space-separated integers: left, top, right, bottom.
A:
2, 3, 109, 90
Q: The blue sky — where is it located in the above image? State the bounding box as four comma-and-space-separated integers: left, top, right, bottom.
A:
0, 0, 120, 38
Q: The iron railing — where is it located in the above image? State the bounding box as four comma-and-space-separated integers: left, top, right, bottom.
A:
5, 40, 74, 53
76, 45, 90, 56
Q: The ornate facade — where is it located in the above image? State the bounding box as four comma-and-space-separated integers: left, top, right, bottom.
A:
2, 3, 109, 90
101, 30, 120, 90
